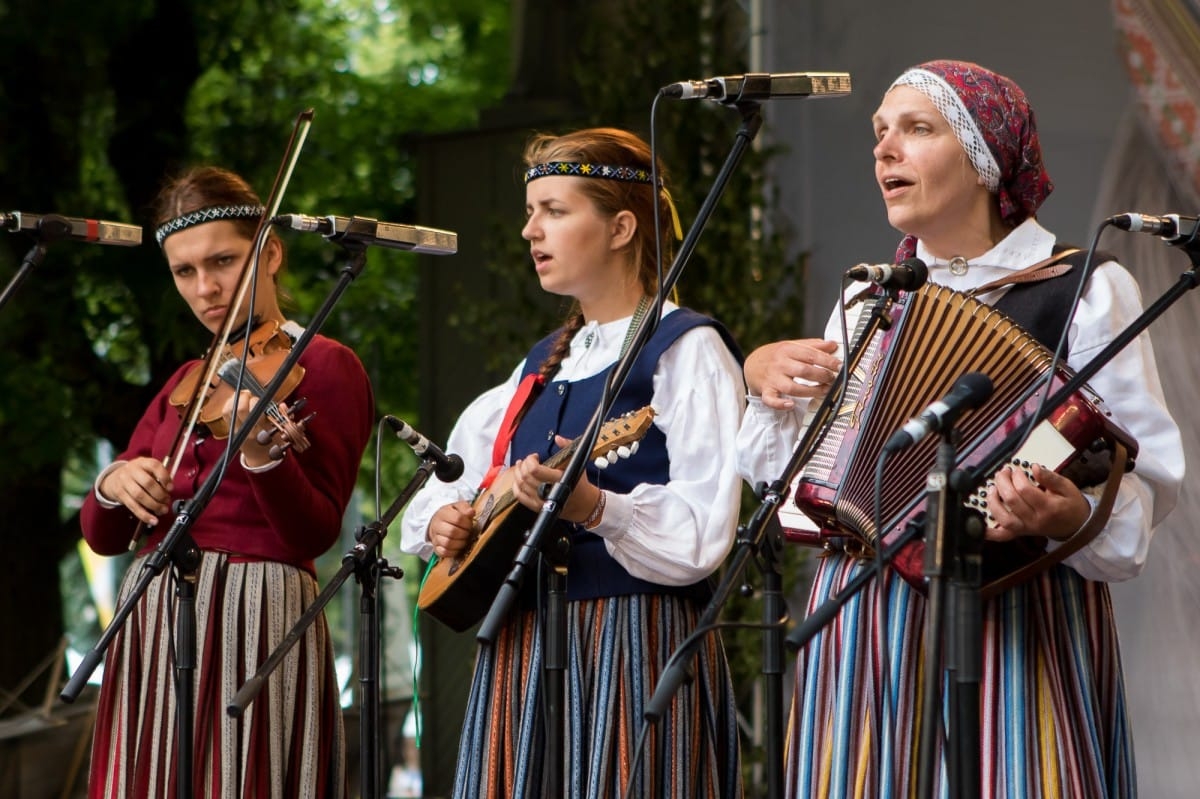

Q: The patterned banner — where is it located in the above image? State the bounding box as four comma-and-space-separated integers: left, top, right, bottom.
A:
1114, 0, 1200, 206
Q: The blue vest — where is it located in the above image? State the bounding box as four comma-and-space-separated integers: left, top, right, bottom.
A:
511, 308, 740, 603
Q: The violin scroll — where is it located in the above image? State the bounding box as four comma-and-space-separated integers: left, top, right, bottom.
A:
254, 397, 315, 459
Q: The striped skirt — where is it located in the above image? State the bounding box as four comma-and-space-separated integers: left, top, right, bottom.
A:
88, 551, 344, 799
453, 593, 743, 799
787, 555, 1133, 798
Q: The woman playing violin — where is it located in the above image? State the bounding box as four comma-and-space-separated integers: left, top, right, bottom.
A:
80, 166, 373, 798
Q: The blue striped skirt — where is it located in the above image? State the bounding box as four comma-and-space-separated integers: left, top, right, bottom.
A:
453, 592, 743, 798
787, 555, 1133, 798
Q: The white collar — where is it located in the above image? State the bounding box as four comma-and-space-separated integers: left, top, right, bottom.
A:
916, 218, 1055, 273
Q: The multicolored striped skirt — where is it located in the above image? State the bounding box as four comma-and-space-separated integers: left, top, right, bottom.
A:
453, 593, 743, 798
88, 551, 344, 799
787, 555, 1134, 798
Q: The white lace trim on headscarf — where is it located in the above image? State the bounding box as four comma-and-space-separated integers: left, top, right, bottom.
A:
890, 68, 1001, 192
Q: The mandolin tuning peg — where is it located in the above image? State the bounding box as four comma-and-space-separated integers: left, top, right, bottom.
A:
594, 456, 610, 470
605, 450, 619, 465
617, 445, 633, 459
629, 441, 639, 455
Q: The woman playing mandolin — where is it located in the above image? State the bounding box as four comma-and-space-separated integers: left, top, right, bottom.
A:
80, 166, 374, 797
400, 127, 746, 798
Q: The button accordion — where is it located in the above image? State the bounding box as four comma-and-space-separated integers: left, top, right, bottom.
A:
779, 282, 1137, 588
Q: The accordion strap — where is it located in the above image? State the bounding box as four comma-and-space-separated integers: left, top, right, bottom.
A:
965, 248, 1082, 298
981, 438, 1130, 597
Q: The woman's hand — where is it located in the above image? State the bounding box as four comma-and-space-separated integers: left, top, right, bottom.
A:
98, 457, 173, 526
427, 501, 477, 559
744, 339, 842, 410
508, 437, 602, 524
222, 389, 277, 467
985, 463, 1091, 542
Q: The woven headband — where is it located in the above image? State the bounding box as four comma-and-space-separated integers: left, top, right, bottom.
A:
524, 161, 657, 185
154, 204, 266, 246
524, 161, 683, 240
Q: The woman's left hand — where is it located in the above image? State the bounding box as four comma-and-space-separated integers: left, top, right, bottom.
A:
984, 463, 1091, 542
222, 389, 278, 468
509, 436, 602, 524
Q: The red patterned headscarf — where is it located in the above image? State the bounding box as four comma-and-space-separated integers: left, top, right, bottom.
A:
889, 60, 1054, 260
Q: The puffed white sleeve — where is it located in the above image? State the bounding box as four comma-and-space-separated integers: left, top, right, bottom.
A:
399, 362, 526, 560
588, 326, 747, 584
1053, 260, 1184, 581
736, 295, 850, 486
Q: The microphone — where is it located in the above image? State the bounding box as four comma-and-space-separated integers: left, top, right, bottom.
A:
882, 372, 994, 453
384, 416, 465, 482
1, 211, 143, 246
273, 214, 457, 255
845, 257, 928, 291
1109, 212, 1200, 241
659, 72, 852, 103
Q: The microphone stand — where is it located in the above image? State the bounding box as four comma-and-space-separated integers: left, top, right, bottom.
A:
227, 457, 442, 799
914, 427, 984, 799
60, 242, 371, 799
475, 101, 766, 797
0, 215, 78, 313
645, 284, 905, 799
946, 480, 985, 799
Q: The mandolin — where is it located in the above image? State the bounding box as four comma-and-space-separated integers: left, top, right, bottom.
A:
417, 406, 656, 631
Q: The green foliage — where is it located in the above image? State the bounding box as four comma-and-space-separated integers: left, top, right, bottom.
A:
453, 0, 806, 366
0, 0, 511, 702
2, 0, 810, 785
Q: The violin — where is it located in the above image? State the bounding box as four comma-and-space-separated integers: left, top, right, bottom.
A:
168, 319, 313, 458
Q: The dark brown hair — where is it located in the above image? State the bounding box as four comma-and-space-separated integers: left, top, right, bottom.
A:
153, 166, 289, 279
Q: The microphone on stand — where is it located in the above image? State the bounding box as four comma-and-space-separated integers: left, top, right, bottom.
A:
883, 372, 994, 453
659, 72, 852, 103
273, 214, 458, 255
1, 211, 143, 246
1109, 212, 1200, 242
845, 257, 928, 291
384, 416, 464, 482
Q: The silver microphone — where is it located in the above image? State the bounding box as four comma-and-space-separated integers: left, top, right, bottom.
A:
273, 214, 457, 255
659, 72, 852, 103
1109, 212, 1200, 241
883, 372, 995, 453
1, 211, 143, 246
384, 416, 464, 482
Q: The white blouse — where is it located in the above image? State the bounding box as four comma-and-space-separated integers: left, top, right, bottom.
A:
736, 219, 1184, 582
400, 303, 747, 586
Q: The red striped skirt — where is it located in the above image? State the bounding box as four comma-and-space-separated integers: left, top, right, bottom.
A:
88, 552, 345, 799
